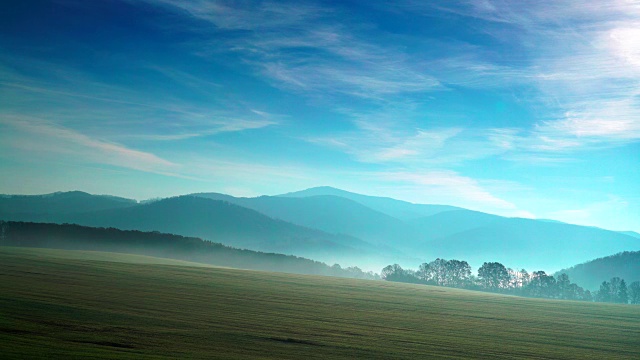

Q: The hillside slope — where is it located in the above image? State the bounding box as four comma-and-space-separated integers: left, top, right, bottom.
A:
409, 209, 504, 241
0, 222, 373, 278
0, 191, 136, 216
3, 196, 384, 264
556, 251, 640, 290
192, 193, 412, 250
420, 216, 640, 271
82, 196, 377, 260
2, 247, 639, 359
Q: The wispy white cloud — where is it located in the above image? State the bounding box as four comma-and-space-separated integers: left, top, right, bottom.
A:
143, 0, 327, 31
373, 169, 535, 217
237, 0, 639, 164
0, 55, 278, 142
147, 65, 222, 93
609, 26, 640, 67
260, 61, 440, 100
308, 122, 468, 164
411, 0, 639, 29
0, 115, 178, 174
131, 118, 277, 141
2, 79, 278, 142
309, 107, 515, 166
136, 0, 640, 159
382, 170, 514, 208
540, 98, 640, 139
528, 19, 640, 144
387, 0, 640, 152
140, 0, 441, 100
500, 2, 639, 145
1, 81, 169, 111
547, 195, 634, 231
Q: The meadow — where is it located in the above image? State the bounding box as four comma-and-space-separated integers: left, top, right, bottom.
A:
1, 247, 639, 359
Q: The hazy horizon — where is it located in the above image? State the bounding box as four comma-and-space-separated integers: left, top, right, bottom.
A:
1, 1, 639, 232
3, 187, 640, 235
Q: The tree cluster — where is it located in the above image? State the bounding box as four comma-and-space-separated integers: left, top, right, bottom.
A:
595, 277, 640, 304
382, 259, 640, 304
382, 259, 473, 286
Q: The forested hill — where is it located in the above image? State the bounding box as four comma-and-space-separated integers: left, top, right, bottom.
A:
555, 251, 640, 290
0, 221, 377, 280
0, 195, 385, 266
0, 191, 136, 214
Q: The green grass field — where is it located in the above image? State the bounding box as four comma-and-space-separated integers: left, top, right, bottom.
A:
1, 247, 639, 359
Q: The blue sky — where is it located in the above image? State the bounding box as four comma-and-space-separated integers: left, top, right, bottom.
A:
1, 0, 639, 231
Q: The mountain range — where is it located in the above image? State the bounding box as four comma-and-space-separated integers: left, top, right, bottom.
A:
1, 187, 638, 272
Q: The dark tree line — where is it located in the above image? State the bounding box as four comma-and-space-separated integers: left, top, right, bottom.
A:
382, 259, 639, 304
595, 277, 640, 304
0, 221, 379, 280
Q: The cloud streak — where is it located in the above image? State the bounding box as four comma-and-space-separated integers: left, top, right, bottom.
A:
138, 0, 640, 161
0, 55, 279, 143
127, 118, 277, 141
370, 169, 535, 218
548, 195, 635, 231
141, 0, 441, 100
310, 125, 468, 164
383, 0, 640, 152
479, 1, 640, 144
0, 115, 178, 174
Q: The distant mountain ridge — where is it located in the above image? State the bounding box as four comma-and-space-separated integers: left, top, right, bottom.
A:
408, 209, 504, 241
191, 192, 414, 250
1, 188, 639, 272
276, 187, 640, 270
619, 231, 640, 239
0, 191, 136, 215
279, 186, 461, 221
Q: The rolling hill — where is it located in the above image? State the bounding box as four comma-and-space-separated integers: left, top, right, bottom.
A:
67, 196, 379, 263
555, 251, 640, 290
191, 192, 413, 250
0, 221, 374, 278
0, 191, 136, 216
408, 209, 504, 242
417, 215, 640, 272
2, 247, 639, 359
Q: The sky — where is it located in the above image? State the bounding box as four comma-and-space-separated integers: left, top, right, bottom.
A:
0, 0, 639, 232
